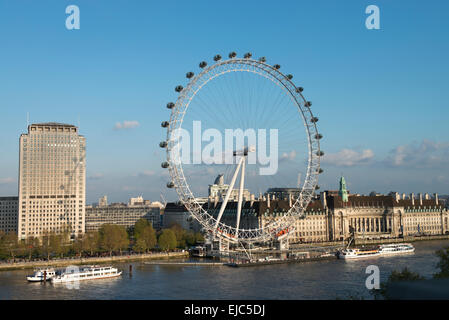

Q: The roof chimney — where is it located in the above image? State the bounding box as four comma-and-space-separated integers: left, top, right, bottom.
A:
289, 193, 292, 207
267, 194, 270, 208
419, 193, 423, 206
395, 192, 400, 203
410, 193, 415, 206
321, 191, 327, 208
402, 193, 406, 200
434, 193, 439, 205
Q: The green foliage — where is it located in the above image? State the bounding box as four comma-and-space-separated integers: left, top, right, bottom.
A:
371, 267, 424, 300
82, 231, 100, 255
99, 224, 129, 256
40, 232, 54, 260
3, 232, 18, 259
141, 225, 157, 250
194, 232, 204, 244
169, 223, 187, 248
184, 232, 196, 247
158, 229, 177, 251
22, 237, 39, 260
434, 247, 449, 279
134, 218, 151, 239
133, 238, 147, 253
72, 236, 84, 257
132, 219, 157, 253
0, 231, 8, 259
167, 223, 204, 248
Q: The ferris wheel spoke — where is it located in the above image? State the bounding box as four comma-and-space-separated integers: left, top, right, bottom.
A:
235, 158, 246, 239
214, 156, 244, 232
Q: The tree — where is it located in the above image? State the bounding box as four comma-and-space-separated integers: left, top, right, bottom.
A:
132, 219, 157, 253
99, 224, 129, 256
72, 236, 84, 258
434, 246, 449, 279
24, 237, 40, 261
169, 223, 187, 248
0, 232, 19, 261
140, 225, 157, 252
4, 232, 19, 261
41, 231, 70, 259
82, 231, 100, 256
50, 233, 65, 258
134, 218, 150, 239
40, 232, 53, 261
371, 267, 424, 300
133, 238, 147, 253
184, 231, 196, 247
158, 229, 177, 252
194, 232, 204, 244
0, 231, 6, 259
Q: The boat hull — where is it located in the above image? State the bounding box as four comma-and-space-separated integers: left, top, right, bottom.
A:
51, 271, 122, 283
338, 252, 381, 260
26, 269, 56, 282
27, 276, 53, 282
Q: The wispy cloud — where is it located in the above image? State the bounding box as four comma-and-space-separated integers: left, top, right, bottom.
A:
139, 170, 156, 177
88, 173, 104, 180
113, 120, 140, 130
280, 150, 297, 162
321, 148, 374, 167
384, 139, 449, 168
320, 139, 449, 170
0, 177, 15, 184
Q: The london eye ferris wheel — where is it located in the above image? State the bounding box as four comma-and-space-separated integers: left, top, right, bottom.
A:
160, 52, 323, 245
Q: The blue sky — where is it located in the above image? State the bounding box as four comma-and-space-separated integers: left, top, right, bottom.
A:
0, 0, 448, 203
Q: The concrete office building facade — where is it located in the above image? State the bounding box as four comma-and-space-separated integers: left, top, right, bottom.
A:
0, 197, 18, 234
85, 197, 162, 232
18, 123, 86, 240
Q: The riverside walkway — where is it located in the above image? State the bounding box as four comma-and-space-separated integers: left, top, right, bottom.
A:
0, 251, 189, 271
144, 261, 224, 266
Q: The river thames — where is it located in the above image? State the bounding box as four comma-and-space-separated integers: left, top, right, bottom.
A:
1, 239, 448, 300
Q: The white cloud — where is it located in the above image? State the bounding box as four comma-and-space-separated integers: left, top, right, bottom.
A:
113, 120, 140, 130
0, 177, 15, 184
321, 149, 374, 167
384, 139, 449, 168
280, 150, 297, 162
88, 173, 104, 180
141, 170, 155, 176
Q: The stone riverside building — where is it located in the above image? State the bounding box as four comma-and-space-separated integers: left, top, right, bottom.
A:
164, 177, 449, 244
18, 123, 86, 240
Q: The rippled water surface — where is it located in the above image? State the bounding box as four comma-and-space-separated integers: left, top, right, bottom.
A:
1, 240, 447, 300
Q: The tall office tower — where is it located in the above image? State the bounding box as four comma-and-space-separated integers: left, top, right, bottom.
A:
18, 123, 86, 240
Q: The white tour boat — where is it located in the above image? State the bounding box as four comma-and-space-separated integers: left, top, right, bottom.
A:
51, 265, 122, 283
338, 237, 380, 260
338, 248, 381, 259
378, 243, 415, 255
27, 268, 57, 282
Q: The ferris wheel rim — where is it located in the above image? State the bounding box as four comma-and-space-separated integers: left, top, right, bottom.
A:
164, 56, 321, 244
